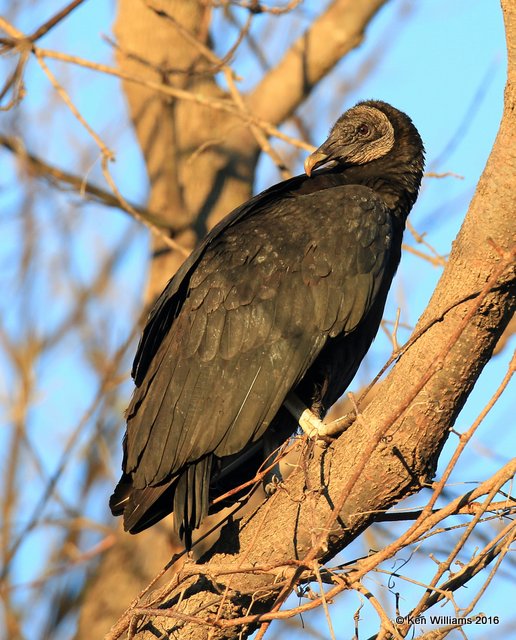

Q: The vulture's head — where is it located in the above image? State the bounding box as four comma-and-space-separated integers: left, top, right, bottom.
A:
304, 100, 424, 178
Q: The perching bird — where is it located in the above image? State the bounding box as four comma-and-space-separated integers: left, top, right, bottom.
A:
110, 100, 425, 548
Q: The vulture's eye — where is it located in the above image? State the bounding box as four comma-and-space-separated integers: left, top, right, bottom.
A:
357, 124, 370, 136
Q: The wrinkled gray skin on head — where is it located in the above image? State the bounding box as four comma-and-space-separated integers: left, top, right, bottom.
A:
305, 105, 395, 175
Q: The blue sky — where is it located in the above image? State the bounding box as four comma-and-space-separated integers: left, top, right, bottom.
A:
0, 1, 513, 638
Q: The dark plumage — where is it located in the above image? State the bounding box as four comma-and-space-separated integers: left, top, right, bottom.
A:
110, 100, 425, 548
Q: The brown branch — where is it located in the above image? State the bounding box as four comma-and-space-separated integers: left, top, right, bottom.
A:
414, 520, 516, 613
374, 498, 516, 522
28, 46, 313, 152
106, 461, 516, 639
28, 0, 87, 43
145, 2, 291, 178
248, 0, 390, 124
201, 0, 304, 15
0, 134, 179, 231
1, 324, 137, 582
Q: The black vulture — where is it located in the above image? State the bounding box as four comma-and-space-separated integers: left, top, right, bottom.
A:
110, 100, 425, 548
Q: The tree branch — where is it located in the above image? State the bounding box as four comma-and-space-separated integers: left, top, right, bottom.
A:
0, 134, 177, 231
248, 0, 390, 123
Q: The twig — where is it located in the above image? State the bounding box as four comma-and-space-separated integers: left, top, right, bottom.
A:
0, 134, 177, 231
313, 562, 337, 640
146, 1, 291, 178
33, 48, 190, 253
424, 171, 464, 180
354, 581, 403, 640
199, 0, 304, 15
28, 0, 87, 43
35, 50, 113, 157
35, 46, 314, 153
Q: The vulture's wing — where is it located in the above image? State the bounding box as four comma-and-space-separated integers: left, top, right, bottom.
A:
119, 184, 392, 537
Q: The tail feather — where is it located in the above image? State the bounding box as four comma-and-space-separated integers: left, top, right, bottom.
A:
174, 457, 212, 549
123, 482, 176, 534
110, 458, 212, 548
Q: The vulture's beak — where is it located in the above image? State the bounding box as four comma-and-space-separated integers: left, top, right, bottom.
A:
304, 150, 330, 177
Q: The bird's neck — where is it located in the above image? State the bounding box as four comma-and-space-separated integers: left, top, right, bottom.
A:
340, 163, 422, 222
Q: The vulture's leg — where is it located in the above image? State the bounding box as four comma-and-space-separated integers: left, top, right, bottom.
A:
284, 392, 353, 441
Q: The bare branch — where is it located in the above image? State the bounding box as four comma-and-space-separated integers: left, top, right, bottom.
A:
0, 134, 176, 231
248, 0, 390, 123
